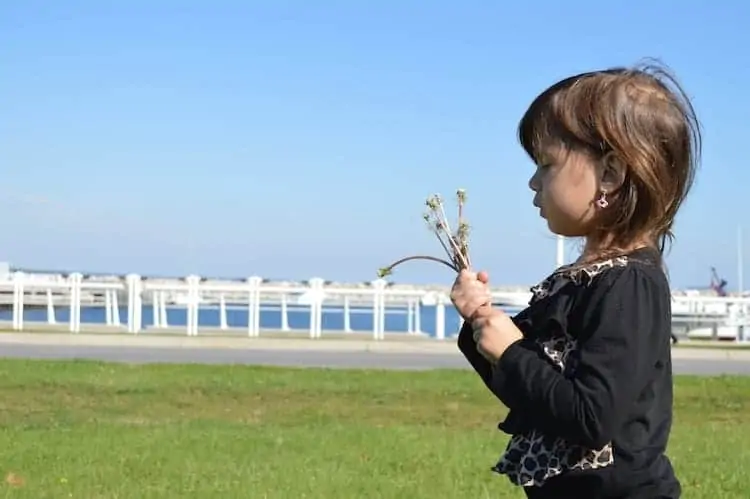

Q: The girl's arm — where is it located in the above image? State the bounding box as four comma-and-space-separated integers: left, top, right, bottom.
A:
457, 312, 530, 403
487, 264, 669, 449
457, 320, 493, 388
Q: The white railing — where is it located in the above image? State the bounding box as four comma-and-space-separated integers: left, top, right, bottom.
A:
1, 271, 749, 342
0, 272, 459, 339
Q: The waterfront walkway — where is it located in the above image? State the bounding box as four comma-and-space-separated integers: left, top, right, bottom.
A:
0, 334, 748, 375
1, 330, 748, 360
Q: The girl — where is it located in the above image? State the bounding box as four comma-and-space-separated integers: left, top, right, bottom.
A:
450, 63, 700, 499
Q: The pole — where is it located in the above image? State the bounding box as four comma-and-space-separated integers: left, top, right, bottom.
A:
556, 235, 565, 268
738, 226, 744, 295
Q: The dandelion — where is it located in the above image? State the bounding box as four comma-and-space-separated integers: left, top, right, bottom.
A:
377, 267, 393, 278
377, 189, 472, 277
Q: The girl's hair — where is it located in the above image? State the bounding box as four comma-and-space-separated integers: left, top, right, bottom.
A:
518, 60, 701, 255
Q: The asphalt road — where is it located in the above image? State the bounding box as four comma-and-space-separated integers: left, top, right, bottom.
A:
0, 343, 748, 375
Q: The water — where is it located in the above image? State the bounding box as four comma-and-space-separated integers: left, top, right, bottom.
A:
0, 303, 500, 337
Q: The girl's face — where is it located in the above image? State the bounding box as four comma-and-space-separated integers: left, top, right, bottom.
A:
528, 147, 601, 237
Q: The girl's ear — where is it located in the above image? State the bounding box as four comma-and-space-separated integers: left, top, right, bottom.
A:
599, 151, 627, 194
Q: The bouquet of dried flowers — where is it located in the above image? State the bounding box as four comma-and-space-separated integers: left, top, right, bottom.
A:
378, 189, 472, 278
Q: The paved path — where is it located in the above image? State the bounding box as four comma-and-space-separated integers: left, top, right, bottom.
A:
0, 333, 748, 375
0, 343, 747, 375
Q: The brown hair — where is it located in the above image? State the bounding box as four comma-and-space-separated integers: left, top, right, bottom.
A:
518, 60, 701, 256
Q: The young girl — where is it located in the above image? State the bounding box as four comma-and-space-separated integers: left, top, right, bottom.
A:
450, 63, 700, 499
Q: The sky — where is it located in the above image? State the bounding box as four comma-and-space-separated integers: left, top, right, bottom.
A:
1, 1, 749, 290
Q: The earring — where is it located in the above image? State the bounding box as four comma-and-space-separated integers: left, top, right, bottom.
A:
596, 190, 609, 209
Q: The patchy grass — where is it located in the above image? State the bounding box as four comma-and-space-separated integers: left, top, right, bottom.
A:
0, 360, 747, 498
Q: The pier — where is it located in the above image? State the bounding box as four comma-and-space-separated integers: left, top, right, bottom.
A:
0, 269, 748, 342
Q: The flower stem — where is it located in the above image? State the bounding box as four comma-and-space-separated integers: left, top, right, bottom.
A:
443, 230, 469, 269
432, 228, 454, 260
378, 255, 459, 278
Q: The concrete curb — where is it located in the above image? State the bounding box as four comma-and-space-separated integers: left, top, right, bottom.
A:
0, 332, 749, 361
0, 333, 458, 354
670, 348, 750, 361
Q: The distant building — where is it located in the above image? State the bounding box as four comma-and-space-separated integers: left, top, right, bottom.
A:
0, 262, 9, 280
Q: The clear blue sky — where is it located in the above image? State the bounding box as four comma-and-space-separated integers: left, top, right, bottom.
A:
1, 1, 749, 289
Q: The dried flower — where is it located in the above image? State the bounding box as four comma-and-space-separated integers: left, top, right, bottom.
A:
377, 189, 473, 278
377, 267, 393, 278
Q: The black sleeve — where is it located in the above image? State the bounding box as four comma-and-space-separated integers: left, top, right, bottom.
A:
457, 315, 527, 403
457, 321, 494, 391
489, 265, 669, 449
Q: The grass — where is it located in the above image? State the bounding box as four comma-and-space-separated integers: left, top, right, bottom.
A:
0, 362, 747, 499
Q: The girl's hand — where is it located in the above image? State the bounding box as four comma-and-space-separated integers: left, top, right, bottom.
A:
471, 307, 524, 364
450, 269, 492, 320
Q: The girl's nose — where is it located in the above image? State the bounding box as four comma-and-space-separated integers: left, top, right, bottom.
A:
528, 170, 541, 192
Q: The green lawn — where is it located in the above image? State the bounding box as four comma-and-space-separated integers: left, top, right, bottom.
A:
0, 360, 747, 498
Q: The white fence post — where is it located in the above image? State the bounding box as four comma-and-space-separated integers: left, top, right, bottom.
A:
107, 289, 122, 327
12, 271, 24, 331
158, 291, 167, 328
46, 289, 57, 324
280, 293, 289, 331
414, 296, 422, 334
343, 295, 351, 333
126, 274, 143, 334
219, 294, 228, 330
247, 276, 262, 337
372, 279, 387, 340
435, 293, 446, 340
308, 277, 325, 338
68, 272, 83, 333
151, 290, 163, 328
185, 275, 201, 336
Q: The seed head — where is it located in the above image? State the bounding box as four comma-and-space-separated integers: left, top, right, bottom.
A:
377, 267, 392, 278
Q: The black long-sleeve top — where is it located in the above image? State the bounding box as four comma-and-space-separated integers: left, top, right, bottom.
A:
459, 247, 681, 498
